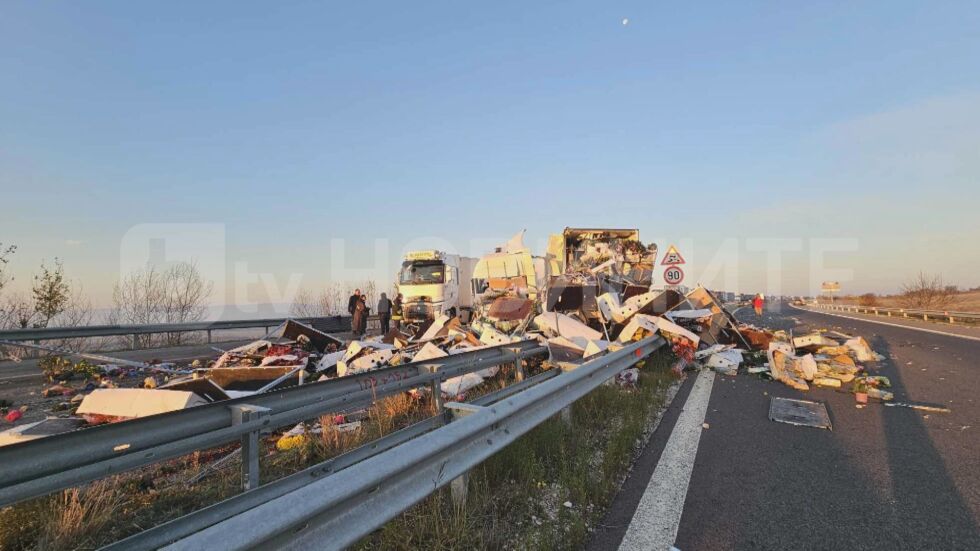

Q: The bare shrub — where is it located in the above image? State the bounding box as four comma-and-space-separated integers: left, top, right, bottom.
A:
290, 281, 381, 318
110, 262, 213, 347
858, 293, 878, 307
0, 243, 14, 296
900, 271, 954, 309
2, 291, 36, 329
290, 288, 338, 317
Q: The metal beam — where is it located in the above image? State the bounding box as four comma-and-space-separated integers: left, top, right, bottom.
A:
163, 337, 664, 551
0, 340, 545, 507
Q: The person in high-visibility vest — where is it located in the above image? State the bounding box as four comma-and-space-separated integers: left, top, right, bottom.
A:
752, 294, 765, 316
391, 293, 403, 330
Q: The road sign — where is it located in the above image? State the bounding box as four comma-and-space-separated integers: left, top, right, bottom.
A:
661, 244, 686, 266
821, 281, 840, 303
663, 265, 685, 285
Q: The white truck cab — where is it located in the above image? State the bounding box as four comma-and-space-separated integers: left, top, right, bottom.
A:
397, 250, 477, 323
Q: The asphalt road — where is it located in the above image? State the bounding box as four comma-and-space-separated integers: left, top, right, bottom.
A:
592, 301, 980, 550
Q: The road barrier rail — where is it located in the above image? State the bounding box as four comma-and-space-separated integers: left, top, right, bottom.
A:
0, 315, 360, 347
807, 303, 980, 324
111, 336, 664, 551
0, 339, 546, 508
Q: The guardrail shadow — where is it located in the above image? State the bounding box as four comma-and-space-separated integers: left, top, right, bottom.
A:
869, 337, 980, 545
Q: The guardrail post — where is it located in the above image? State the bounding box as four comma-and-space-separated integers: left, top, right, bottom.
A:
444, 402, 484, 507
422, 365, 444, 414
509, 347, 525, 382
557, 363, 580, 425
230, 404, 272, 491
923, 314, 928, 321
207, 329, 212, 344
131, 334, 138, 350
949, 316, 955, 324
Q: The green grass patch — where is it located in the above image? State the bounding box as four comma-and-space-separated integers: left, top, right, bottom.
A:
357, 351, 676, 551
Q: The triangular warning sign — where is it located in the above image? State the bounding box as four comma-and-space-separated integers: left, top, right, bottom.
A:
661, 244, 686, 266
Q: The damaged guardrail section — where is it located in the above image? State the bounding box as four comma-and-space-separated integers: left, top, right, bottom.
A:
161, 336, 664, 551
0, 340, 545, 508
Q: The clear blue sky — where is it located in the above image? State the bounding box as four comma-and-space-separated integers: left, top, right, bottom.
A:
2, 1, 979, 307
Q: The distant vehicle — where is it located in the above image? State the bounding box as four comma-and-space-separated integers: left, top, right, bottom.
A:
396, 250, 478, 324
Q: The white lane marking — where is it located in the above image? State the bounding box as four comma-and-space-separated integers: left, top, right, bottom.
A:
619, 369, 715, 551
790, 304, 980, 343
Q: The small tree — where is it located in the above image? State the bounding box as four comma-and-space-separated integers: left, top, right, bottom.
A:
900, 271, 954, 309
111, 262, 213, 347
163, 262, 213, 324
32, 258, 71, 328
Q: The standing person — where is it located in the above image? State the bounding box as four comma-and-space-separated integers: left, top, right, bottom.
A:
352, 293, 366, 336
377, 292, 392, 334
358, 294, 370, 335
752, 293, 765, 316
391, 293, 403, 331
347, 288, 361, 316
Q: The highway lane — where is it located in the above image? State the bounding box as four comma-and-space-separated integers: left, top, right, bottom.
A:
593, 301, 980, 550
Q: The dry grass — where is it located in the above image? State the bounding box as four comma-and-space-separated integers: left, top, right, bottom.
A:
0, 480, 127, 551
836, 289, 980, 312
356, 351, 676, 550
35, 482, 127, 551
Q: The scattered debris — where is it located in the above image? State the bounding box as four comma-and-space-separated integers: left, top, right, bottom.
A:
76, 388, 209, 424
883, 402, 951, 413
769, 397, 832, 430
0, 417, 86, 446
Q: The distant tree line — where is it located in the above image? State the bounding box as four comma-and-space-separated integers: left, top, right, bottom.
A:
0, 242, 214, 352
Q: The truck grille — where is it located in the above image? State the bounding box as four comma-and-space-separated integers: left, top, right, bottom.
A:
405, 302, 434, 321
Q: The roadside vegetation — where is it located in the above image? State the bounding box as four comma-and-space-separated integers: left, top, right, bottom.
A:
356, 353, 675, 550
0, 352, 675, 550
834, 272, 980, 312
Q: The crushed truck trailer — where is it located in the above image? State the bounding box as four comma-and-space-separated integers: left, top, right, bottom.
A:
544, 228, 658, 326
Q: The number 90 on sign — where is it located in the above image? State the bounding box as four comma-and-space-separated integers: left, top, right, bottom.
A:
663, 266, 684, 285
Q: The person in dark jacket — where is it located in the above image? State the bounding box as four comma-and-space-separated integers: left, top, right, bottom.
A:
347, 289, 361, 316
377, 292, 392, 334
391, 293, 403, 330
351, 294, 366, 336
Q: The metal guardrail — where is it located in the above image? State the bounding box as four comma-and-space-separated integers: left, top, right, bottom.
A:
808, 303, 980, 324
0, 339, 546, 508
0, 315, 355, 344
108, 368, 563, 551
155, 336, 665, 551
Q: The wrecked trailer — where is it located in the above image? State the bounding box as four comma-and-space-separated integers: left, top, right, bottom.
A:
544, 228, 658, 324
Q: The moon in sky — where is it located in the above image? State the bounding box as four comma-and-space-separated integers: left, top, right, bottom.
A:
622, 18, 629, 26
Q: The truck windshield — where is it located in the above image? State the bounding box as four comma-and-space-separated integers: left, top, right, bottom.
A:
399, 261, 445, 285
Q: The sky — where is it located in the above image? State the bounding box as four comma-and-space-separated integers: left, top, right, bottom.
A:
1, 1, 979, 311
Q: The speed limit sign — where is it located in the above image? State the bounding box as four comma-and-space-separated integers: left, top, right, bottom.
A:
663, 265, 684, 285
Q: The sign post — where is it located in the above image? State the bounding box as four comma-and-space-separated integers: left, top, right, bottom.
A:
661, 244, 686, 288
821, 281, 840, 303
